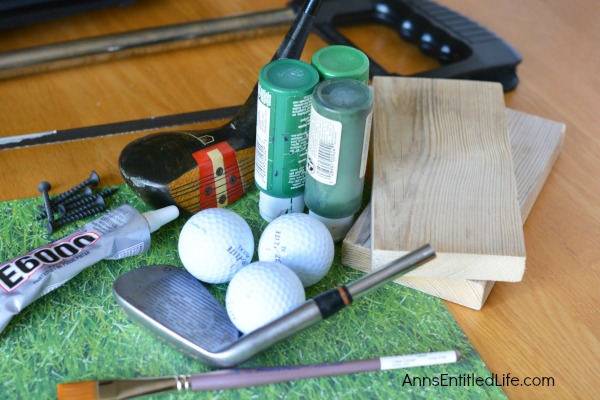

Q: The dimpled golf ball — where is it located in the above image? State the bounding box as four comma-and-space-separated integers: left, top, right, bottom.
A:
178, 208, 254, 284
226, 261, 305, 334
258, 213, 334, 287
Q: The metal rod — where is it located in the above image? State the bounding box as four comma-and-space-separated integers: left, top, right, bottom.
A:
0, 7, 294, 80
347, 244, 436, 300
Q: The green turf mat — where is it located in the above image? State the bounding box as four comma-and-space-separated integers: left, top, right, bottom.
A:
0, 185, 506, 399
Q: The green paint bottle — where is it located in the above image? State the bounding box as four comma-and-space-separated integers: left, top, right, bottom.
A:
255, 59, 320, 221
304, 78, 373, 241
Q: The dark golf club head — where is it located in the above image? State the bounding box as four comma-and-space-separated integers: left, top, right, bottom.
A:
119, 0, 323, 214
118, 99, 257, 214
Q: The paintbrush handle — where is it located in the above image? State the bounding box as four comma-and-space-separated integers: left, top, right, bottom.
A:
191, 350, 460, 391
56, 351, 459, 399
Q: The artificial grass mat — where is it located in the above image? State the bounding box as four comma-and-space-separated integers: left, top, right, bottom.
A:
0, 185, 506, 399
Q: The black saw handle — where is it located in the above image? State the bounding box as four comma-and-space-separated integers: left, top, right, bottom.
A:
290, 0, 521, 91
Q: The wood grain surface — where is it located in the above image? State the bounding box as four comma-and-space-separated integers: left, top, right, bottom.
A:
0, 0, 598, 398
371, 77, 526, 281
342, 108, 566, 309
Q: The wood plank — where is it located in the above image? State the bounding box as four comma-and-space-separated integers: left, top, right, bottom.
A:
342, 108, 565, 308
371, 77, 526, 281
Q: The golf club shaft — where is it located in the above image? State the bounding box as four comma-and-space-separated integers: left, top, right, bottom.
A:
347, 244, 436, 300
210, 244, 436, 367
0, 7, 295, 80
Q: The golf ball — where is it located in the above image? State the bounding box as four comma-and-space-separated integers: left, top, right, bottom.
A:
178, 208, 254, 284
226, 261, 305, 334
258, 213, 334, 287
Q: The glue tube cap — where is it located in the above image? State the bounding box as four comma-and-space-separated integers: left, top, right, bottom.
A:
308, 211, 354, 242
142, 205, 180, 233
259, 192, 304, 222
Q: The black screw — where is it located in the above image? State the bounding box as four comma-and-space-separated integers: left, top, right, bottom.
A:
38, 181, 54, 223
57, 194, 102, 216
50, 171, 100, 205
46, 204, 107, 234
64, 195, 106, 217
58, 186, 94, 208
96, 187, 119, 199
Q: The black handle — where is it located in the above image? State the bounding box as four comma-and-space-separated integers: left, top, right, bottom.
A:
290, 0, 521, 91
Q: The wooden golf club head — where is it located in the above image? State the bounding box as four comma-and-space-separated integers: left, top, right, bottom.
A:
119, 0, 322, 214
119, 95, 257, 213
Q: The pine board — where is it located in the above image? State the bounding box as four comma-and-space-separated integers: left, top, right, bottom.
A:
371, 77, 526, 282
342, 109, 565, 309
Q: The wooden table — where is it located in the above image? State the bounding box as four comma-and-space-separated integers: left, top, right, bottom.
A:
0, 1, 598, 398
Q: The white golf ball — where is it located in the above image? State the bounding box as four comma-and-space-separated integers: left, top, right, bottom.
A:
258, 213, 334, 287
226, 261, 305, 334
178, 208, 254, 284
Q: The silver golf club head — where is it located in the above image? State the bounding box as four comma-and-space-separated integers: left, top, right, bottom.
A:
113, 244, 435, 368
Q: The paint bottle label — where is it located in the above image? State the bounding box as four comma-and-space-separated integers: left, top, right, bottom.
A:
255, 86, 312, 193
306, 108, 342, 186
304, 78, 373, 235
255, 85, 271, 190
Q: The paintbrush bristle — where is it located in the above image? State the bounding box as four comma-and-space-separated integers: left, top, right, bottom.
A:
57, 380, 99, 400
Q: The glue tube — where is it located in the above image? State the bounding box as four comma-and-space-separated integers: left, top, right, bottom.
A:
304, 78, 373, 242
255, 59, 320, 221
0, 204, 179, 334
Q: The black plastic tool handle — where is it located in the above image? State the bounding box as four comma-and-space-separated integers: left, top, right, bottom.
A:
291, 0, 521, 91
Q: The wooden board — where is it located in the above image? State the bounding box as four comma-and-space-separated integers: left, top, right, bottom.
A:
371, 77, 526, 281
342, 109, 565, 309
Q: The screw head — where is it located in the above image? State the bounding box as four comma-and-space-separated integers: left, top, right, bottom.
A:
38, 181, 51, 193
88, 171, 100, 186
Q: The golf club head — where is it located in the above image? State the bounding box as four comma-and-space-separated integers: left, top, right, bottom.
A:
118, 106, 256, 214
113, 245, 435, 368
113, 264, 325, 367
118, 0, 322, 214
113, 265, 240, 358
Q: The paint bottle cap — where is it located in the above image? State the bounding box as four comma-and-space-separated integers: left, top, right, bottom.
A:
259, 192, 305, 222
311, 45, 370, 84
142, 205, 180, 233
312, 78, 373, 116
308, 211, 355, 242
259, 59, 321, 95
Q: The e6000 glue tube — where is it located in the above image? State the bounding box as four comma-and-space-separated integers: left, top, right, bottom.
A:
0, 204, 179, 334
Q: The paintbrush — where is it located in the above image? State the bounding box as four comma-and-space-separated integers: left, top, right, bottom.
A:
57, 350, 460, 399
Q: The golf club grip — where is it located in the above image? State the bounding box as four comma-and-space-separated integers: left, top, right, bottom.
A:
292, 0, 521, 91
